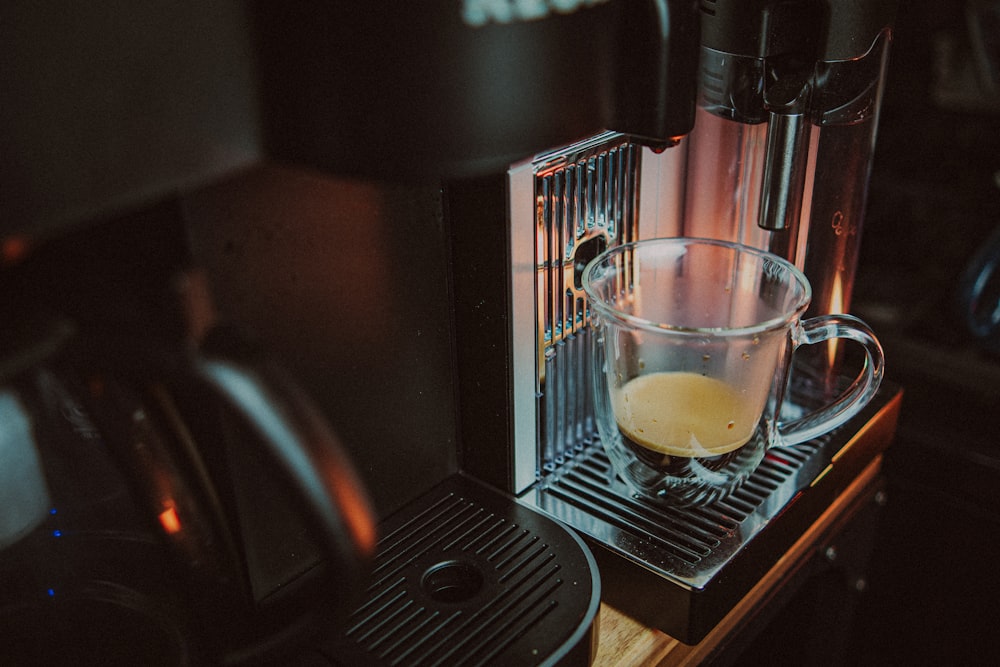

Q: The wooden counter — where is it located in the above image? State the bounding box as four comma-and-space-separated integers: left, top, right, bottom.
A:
592, 455, 884, 666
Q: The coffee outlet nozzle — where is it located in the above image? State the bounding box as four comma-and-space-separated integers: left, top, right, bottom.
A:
759, 97, 811, 233
698, 0, 897, 246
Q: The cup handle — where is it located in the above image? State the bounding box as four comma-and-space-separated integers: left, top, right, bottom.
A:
777, 314, 885, 446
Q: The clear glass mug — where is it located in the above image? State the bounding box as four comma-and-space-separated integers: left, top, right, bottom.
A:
582, 238, 884, 507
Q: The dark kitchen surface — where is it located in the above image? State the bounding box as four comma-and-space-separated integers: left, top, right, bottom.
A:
744, 2, 1000, 664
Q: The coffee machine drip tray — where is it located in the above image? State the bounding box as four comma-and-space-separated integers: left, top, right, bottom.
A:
321, 474, 600, 667
523, 383, 901, 645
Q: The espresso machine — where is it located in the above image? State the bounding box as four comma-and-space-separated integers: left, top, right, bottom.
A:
2, 1, 902, 664
448, 0, 902, 650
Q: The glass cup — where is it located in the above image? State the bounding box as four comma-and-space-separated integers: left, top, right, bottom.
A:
582, 237, 884, 507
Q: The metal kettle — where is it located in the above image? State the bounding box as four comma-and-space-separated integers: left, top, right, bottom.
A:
0, 219, 376, 666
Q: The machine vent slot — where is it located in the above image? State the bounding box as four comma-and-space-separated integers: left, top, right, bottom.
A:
345, 496, 562, 666
334, 476, 599, 667
533, 135, 640, 475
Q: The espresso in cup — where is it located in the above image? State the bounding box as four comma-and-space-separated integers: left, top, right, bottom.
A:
584, 238, 884, 506
613, 371, 759, 475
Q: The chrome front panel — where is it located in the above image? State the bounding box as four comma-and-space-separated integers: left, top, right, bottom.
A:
509, 132, 689, 493
508, 133, 642, 492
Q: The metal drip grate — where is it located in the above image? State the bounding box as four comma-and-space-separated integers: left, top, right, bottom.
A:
537, 437, 828, 583
522, 383, 901, 645
326, 475, 600, 667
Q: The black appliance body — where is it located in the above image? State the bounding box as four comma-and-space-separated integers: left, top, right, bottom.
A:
0, 204, 378, 664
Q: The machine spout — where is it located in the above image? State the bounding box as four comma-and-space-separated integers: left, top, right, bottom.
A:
758, 77, 812, 237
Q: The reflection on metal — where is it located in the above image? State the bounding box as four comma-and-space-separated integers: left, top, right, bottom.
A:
513, 132, 640, 479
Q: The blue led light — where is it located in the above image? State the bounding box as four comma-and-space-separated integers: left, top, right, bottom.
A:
52, 530, 62, 537
49, 508, 58, 515
47, 589, 55, 597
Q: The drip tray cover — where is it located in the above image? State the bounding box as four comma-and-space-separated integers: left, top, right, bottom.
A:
323, 474, 600, 667
525, 384, 901, 645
